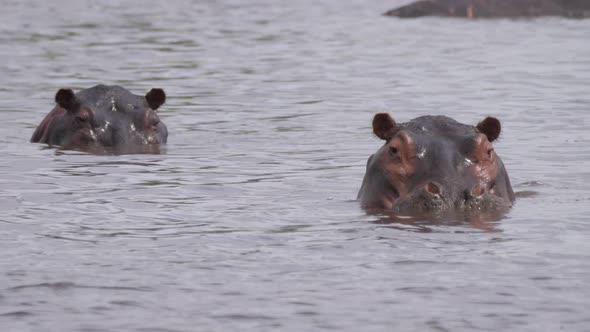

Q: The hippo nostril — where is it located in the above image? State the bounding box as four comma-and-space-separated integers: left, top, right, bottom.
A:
471, 184, 486, 198
425, 182, 441, 196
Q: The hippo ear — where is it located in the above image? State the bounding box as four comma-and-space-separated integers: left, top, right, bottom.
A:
476, 117, 501, 142
372, 113, 399, 140
146, 88, 166, 110
55, 89, 79, 112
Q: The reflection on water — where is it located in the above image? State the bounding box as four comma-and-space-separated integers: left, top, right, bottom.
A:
368, 209, 506, 232
53, 144, 165, 155
1, 0, 590, 331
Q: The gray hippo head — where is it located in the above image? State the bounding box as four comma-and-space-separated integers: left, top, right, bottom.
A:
358, 113, 515, 218
31, 85, 167, 154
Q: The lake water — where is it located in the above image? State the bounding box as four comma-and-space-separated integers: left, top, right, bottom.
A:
1, 0, 589, 331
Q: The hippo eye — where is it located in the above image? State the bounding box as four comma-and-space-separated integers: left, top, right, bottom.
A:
147, 111, 161, 128
75, 114, 90, 124
389, 146, 398, 156
148, 117, 161, 129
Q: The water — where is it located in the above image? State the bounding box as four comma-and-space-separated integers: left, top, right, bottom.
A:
1, 0, 589, 331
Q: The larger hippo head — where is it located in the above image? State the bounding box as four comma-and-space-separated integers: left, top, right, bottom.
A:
358, 113, 515, 218
31, 85, 167, 154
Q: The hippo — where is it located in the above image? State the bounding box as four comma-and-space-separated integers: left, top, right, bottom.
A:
31, 85, 167, 154
358, 113, 514, 218
384, 0, 590, 19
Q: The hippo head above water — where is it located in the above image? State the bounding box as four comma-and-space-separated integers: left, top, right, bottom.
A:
31, 85, 167, 154
358, 113, 515, 218
383, 0, 590, 19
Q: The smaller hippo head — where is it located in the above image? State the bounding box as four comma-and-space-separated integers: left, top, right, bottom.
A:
31, 85, 167, 154
358, 113, 515, 218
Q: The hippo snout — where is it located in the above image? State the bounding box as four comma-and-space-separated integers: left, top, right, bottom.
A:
392, 182, 450, 215
392, 181, 505, 215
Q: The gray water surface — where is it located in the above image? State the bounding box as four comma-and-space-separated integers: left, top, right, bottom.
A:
1, 1, 590, 331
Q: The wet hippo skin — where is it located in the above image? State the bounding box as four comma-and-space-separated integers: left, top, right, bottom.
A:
31, 85, 167, 154
384, 0, 590, 19
358, 113, 515, 217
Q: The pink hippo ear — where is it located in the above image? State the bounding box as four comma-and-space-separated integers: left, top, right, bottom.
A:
146, 88, 166, 110
476, 117, 501, 142
55, 88, 80, 112
372, 113, 399, 140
